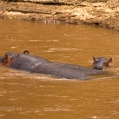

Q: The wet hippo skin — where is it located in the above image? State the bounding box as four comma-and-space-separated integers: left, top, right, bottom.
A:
0, 51, 112, 80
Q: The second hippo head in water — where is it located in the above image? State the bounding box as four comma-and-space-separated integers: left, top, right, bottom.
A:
93, 57, 112, 70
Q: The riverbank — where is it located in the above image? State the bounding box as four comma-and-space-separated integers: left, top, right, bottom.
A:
0, 1, 119, 31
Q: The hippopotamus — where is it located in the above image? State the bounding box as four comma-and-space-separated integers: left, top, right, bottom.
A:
0, 50, 112, 80
93, 57, 112, 70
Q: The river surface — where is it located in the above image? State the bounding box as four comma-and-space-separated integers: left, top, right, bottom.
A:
0, 19, 119, 119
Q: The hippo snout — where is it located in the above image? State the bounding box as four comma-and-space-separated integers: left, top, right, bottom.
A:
93, 65, 103, 70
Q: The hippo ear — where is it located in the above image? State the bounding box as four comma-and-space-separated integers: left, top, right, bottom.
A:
3, 54, 11, 63
23, 50, 29, 54
93, 57, 98, 62
107, 58, 112, 63
93, 57, 95, 61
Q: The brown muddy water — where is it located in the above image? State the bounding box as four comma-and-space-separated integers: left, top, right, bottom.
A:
0, 19, 119, 119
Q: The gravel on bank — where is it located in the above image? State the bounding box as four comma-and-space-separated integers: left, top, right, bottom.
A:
0, 1, 119, 31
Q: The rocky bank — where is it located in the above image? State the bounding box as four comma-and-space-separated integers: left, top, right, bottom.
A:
0, 0, 119, 31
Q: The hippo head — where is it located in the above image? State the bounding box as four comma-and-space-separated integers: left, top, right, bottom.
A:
0, 52, 17, 66
0, 50, 29, 66
93, 57, 112, 70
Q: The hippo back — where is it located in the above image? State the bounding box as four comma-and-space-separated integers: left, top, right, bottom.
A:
9, 53, 51, 71
31, 62, 102, 79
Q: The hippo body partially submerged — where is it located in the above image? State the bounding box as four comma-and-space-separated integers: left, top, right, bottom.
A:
31, 62, 102, 79
9, 53, 51, 71
0, 51, 112, 80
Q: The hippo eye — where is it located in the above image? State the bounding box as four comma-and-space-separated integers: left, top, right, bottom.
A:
103, 62, 107, 65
